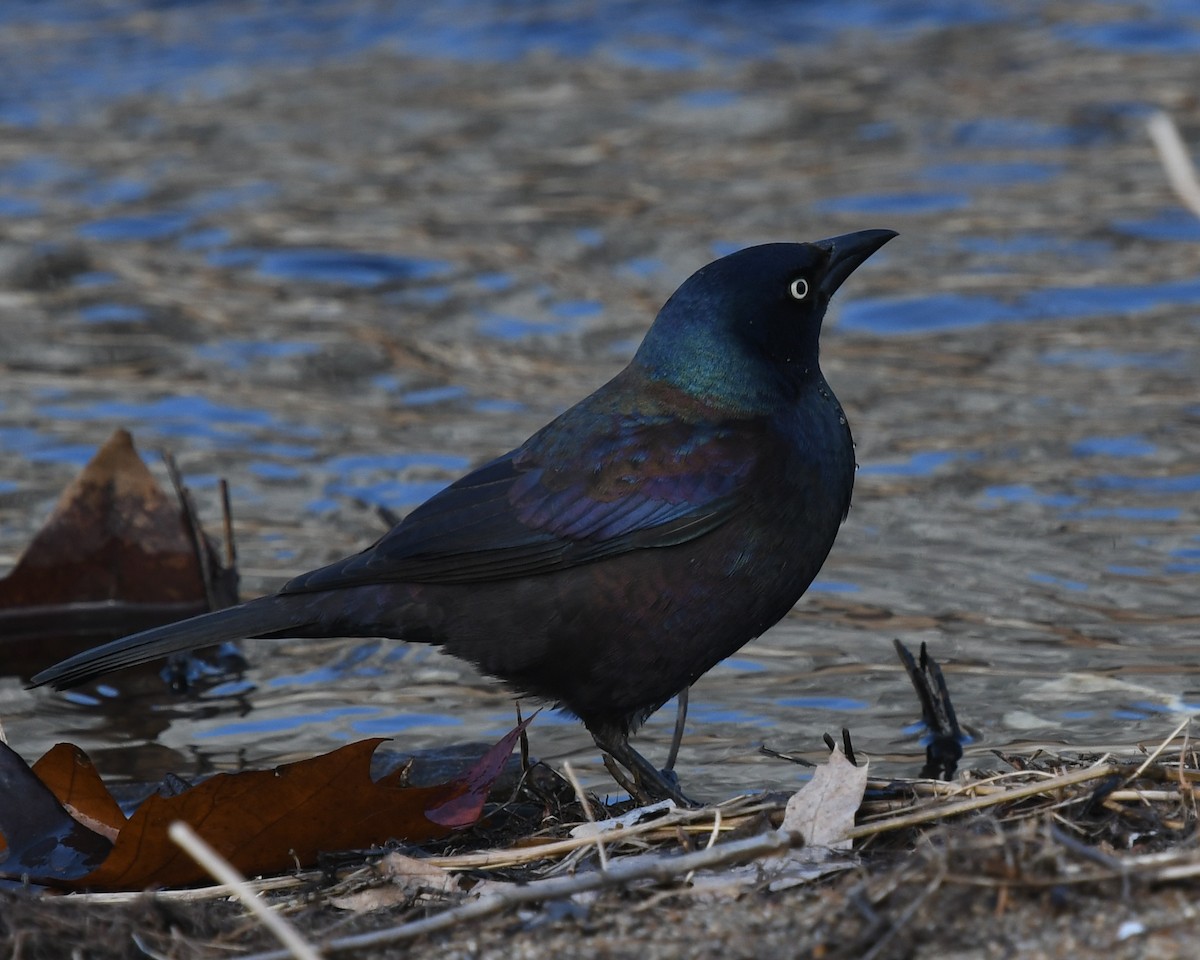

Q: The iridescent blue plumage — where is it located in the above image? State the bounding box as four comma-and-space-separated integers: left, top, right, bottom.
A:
33, 230, 897, 802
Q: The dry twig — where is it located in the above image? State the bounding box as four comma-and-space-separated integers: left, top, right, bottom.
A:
169, 822, 323, 960
1148, 110, 1200, 218
239, 828, 804, 960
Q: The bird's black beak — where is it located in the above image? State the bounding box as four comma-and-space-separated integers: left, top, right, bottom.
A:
814, 229, 898, 298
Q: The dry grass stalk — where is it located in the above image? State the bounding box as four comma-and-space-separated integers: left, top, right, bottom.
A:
48, 724, 1200, 960
168, 821, 323, 960
1148, 110, 1200, 218
1123, 715, 1190, 785
562, 760, 609, 871
849, 763, 1122, 839
238, 827, 804, 960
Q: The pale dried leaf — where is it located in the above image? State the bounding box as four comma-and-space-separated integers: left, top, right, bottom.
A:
376, 852, 459, 891
780, 745, 869, 853
331, 853, 504, 913
330, 886, 416, 913
762, 745, 868, 890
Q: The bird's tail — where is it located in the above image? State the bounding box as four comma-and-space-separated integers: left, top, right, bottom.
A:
30, 595, 314, 690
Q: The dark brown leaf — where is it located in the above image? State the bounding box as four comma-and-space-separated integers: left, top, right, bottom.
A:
54, 724, 525, 891
32, 743, 127, 841
0, 429, 237, 673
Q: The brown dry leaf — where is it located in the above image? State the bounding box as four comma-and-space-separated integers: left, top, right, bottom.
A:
31, 743, 128, 843
0, 429, 212, 606
0, 429, 236, 665
58, 727, 523, 892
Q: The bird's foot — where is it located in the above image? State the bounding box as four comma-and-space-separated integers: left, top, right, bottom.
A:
592, 733, 700, 808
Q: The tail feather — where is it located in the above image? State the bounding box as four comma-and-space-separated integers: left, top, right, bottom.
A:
30, 596, 313, 690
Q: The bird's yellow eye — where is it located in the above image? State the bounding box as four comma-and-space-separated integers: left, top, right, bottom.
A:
789, 277, 810, 301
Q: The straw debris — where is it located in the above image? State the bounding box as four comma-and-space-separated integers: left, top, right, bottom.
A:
7, 723, 1200, 959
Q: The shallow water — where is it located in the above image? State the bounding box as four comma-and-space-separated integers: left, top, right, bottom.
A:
1, 0, 1198, 801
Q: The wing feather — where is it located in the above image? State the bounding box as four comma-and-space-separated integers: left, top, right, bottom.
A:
284, 411, 764, 595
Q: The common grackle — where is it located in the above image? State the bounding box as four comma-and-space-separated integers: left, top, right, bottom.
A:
33, 230, 896, 803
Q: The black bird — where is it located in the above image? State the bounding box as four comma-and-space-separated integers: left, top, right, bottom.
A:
33, 230, 896, 802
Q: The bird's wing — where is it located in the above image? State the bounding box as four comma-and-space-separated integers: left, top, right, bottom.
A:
284, 415, 763, 592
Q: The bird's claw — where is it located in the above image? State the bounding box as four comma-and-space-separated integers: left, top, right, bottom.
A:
593, 733, 701, 807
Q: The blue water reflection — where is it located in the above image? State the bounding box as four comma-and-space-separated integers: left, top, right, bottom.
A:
474, 398, 525, 414
251, 249, 452, 287
0, 154, 84, 188
958, 235, 1111, 259
268, 641, 386, 686
0, 427, 96, 466
78, 177, 151, 207
841, 277, 1200, 334
919, 161, 1063, 185
197, 707, 377, 739
6, 0, 1200, 795
194, 340, 320, 371
1060, 19, 1200, 54
72, 271, 119, 288
36, 394, 322, 448
77, 211, 193, 241
0, 196, 41, 216
1028, 571, 1088, 592
1064, 506, 1182, 522
313, 450, 469, 513
677, 89, 741, 109
609, 44, 700, 71
982, 484, 1083, 508
476, 272, 514, 292
247, 462, 304, 481
808, 580, 861, 594
860, 450, 958, 476
815, 191, 970, 215
1041, 349, 1184, 370
1071, 436, 1156, 458
619, 257, 664, 279
186, 182, 278, 214
323, 451, 469, 474
777, 695, 869, 711
177, 227, 233, 251
1112, 209, 1200, 243
352, 713, 463, 734
78, 303, 149, 324
1107, 565, 1152, 577
478, 312, 577, 340
1167, 542, 1200, 572
0, 0, 1008, 126
398, 385, 469, 407
952, 117, 1097, 148
720, 658, 767, 673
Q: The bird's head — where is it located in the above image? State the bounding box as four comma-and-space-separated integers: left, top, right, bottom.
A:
633, 229, 896, 413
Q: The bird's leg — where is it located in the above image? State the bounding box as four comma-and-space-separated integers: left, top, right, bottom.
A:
601, 754, 644, 800
589, 728, 699, 808
664, 686, 689, 773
